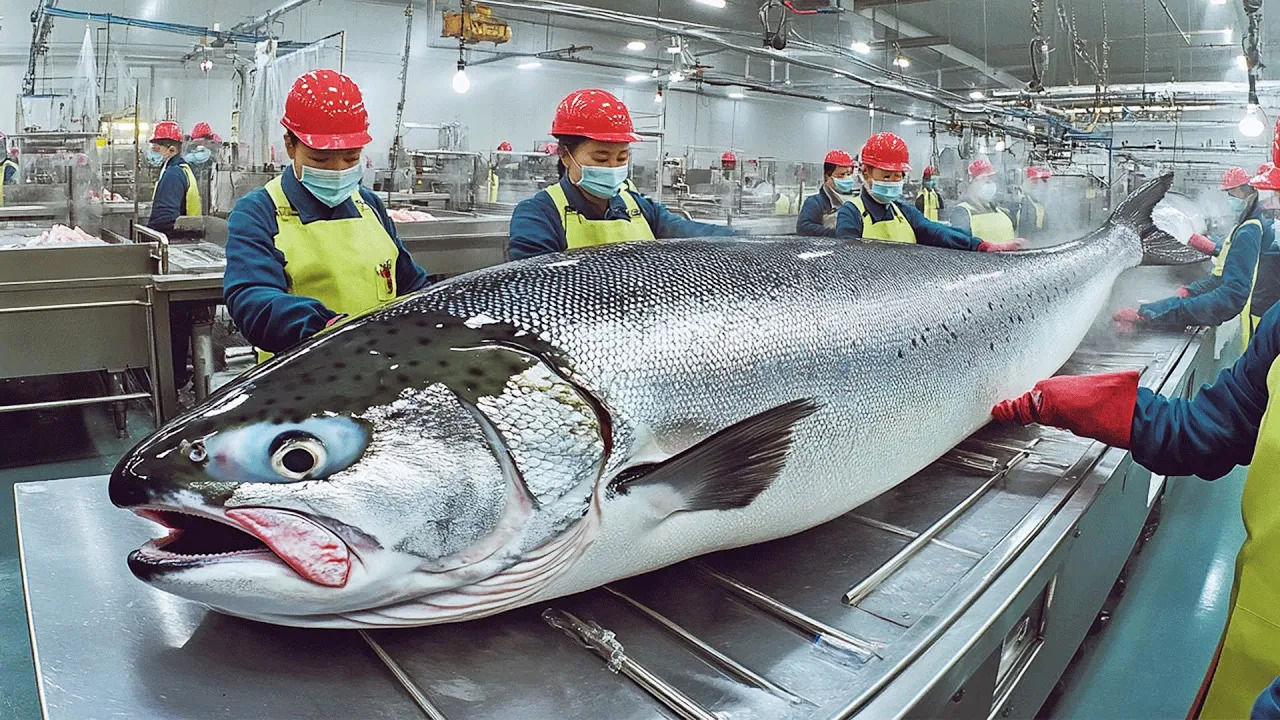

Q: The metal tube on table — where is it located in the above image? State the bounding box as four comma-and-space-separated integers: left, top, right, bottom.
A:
843, 451, 1029, 606
0, 299, 149, 315
602, 585, 807, 706
0, 392, 150, 414
542, 608, 719, 720
357, 630, 448, 720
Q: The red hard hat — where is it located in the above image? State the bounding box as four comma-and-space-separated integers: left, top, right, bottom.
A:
280, 69, 373, 150
550, 89, 640, 143
540, 142, 559, 155
8, 148, 18, 157
497, 141, 513, 151
824, 149, 854, 167
191, 122, 214, 139
922, 166, 938, 179
1221, 166, 1252, 190
149, 121, 182, 144
1026, 166, 1052, 181
968, 158, 996, 180
1251, 163, 1280, 191
721, 151, 738, 170
859, 132, 910, 172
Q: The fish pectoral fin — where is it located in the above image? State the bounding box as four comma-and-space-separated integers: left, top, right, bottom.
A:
607, 398, 821, 517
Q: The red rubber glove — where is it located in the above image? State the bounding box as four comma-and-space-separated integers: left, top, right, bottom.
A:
1175, 285, 1191, 298
991, 370, 1139, 448
1113, 307, 1142, 324
978, 239, 1025, 252
324, 314, 348, 328
1187, 233, 1216, 255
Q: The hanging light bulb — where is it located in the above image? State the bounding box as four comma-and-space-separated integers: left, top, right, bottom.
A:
995, 137, 1006, 152
654, 87, 664, 104
452, 59, 471, 94
1240, 104, 1265, 137
199, 57, 213, 72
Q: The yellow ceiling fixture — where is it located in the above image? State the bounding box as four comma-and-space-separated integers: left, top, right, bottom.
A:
442, 3, 512, 46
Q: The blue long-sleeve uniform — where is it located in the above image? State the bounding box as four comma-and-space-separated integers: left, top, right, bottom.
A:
148, 157, 193, 233
508, 177, 738, 260
835, 189, 982, 250
3, 159, 16, 184
1256, 678, 1280, 719
223, 167, 431, 353
1129, 304, 1280, 477
796, 188, 841, 237
1139, 208, 1266, 327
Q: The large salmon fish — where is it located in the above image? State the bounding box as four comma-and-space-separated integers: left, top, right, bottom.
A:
110, 175, 1196, 627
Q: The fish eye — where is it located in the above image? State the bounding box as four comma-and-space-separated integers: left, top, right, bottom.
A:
188, 441, 207, 463
269, 432, 327, 480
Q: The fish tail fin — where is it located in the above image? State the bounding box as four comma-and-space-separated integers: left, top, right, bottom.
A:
1108, 173, 1201, 266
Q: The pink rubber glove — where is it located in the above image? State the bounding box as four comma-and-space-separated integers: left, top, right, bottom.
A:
978, 238, 1025, 252
991, 370, 1139, 448
1187, 233, 1216, 255
325, 314, 348, 328
1176, 286, 1191, 299
1113, 307, 1142, 324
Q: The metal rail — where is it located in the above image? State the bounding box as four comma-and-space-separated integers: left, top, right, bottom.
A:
0, 392, 150, 414
358, 630, 448, 720
0, 299, 149, 315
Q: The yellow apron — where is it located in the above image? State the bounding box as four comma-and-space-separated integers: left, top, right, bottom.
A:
545, 183, 656, 249
257, 176, 400, 362
1212, 218, 1261, 351
957, 201, 1016, 244
1198, 355, 1280, 719
918, 187, 940, 222
155, 160, 202, 217
1017, 197, 1045, 234
850, 195, 917, 244
488, 170, 499, 204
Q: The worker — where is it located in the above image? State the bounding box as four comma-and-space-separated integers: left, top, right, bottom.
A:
2, 148, 18, 184
147, 121, 201, 234
951, 159, 1019, 246
914, 166, 943, 221
223, 69, 430, 358
1014, 166, 1051, 239
834, 133, 1019, 251
1113, 166, 1265, 348
508, 88, 736, 260
796, 149, 856, 236
185, 122, 217, 166
1245, 164, 1280, 345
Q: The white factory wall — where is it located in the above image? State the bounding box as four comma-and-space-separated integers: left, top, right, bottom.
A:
0, 0, 877, 168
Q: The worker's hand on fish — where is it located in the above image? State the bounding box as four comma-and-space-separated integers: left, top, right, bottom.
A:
1187, 233, 1217, 255
977, 238, 1025, 252
1113, 307, 1144, 324
1176, 286, 1192, 298
990, 371, 1140, 448
324, 313, 348, 328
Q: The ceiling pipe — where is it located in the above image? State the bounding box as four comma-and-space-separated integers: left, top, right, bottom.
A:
230, 0, 318, 35
478, 0, 1039, 131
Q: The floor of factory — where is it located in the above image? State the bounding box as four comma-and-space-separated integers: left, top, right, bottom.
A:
0, 372, 1249, 720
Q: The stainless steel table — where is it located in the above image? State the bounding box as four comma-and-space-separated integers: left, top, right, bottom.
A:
16, 317, 1212, 718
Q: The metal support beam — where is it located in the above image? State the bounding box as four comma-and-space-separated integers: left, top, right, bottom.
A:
872, 35, 947, 50
856, 0, 932, 7
857, 7, 1022, 88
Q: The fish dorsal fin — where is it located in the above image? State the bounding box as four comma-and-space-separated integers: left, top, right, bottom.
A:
606, 399, 821, 517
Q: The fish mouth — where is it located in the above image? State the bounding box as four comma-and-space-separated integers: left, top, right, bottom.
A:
128, 506, 352, 588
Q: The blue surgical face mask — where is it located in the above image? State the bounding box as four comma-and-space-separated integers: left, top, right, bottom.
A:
569, 154, 629, 199
1228, 195, 1248, 215
298, 163, 363, 208
923, 179, 937, 189
146, 149, 165, 167
978, 182, 999, 203
867, 179, 904, 204
832, 176, 857, 194
184, 147, 212, 165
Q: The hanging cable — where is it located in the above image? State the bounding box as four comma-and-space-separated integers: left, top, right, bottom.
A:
1027, 0, 1048, 92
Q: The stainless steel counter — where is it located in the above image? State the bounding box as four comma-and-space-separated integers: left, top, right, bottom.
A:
17, 307, 1211, 718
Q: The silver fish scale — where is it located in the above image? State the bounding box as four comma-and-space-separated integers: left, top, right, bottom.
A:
393, 232, 1137, 519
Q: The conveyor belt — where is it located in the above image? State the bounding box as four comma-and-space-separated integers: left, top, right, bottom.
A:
15, 317, 1210, 719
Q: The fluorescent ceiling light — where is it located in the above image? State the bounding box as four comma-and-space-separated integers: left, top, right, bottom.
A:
1222, 28, 1233, 43
851, 41, 871, 55
669, 70, 685, 82
626, 40, 647, 52
626, 73, 650, 83
825, 105, 844, 112
695, 0, 727, 7
517, 61, 542, 70
968, 89, 985, 100
651, 68, 661, 77
900, 118, 920, 125
1210, 0, 1228, 5
728, 89, 746, 99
